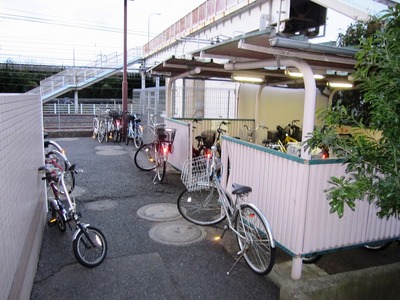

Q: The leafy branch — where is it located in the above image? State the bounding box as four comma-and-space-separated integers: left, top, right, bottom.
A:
307, 5, 400, 219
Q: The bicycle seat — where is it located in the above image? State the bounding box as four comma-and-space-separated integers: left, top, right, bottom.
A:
38, 165, 59, 180
195, 135, 207, 142
38, 164, 55, 173
232, 183, 252, 195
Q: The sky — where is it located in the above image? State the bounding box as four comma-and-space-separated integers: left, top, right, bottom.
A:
0, 0, 205, 66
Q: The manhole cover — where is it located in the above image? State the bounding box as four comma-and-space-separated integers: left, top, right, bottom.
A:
149, 221, 206, 245
85, 199, 118, 211
137, 203, 181, 222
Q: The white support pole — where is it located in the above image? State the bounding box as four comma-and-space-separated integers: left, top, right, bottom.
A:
74, 90, 79, 114
255, 84, 266, 144
166, 78, 173, 117
255, 84, 265, 127
291, 256, 303, 280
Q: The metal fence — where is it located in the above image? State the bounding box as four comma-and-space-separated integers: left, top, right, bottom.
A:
44, 84, 237, 119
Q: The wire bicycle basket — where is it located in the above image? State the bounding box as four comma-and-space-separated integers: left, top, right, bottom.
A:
181, 156, 212, 191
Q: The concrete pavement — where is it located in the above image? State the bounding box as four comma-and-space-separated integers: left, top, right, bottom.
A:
30, 137, 400, 299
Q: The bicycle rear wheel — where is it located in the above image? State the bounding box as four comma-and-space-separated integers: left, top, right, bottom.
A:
49, 209, 66, 232
73, 226, 107, 268
235, 203, 275, 275
177, 186, 226, 226
113, 130, 121, 142
125, 132, 130, 145
155, 152, 166, 182
134, 143, 156, 171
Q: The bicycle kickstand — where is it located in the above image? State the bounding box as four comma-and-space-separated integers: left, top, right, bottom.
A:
227, 248, 245, 275
220, 224, 229, 239
152, 173, 160, 184
152, 172, 169, 184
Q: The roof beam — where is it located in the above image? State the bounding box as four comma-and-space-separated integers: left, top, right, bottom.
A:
237, 39, 356, 71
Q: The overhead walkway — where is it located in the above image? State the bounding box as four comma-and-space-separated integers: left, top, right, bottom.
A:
28, 47, 142, 102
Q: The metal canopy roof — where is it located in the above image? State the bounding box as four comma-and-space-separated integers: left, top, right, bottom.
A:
147, 30, 358, 88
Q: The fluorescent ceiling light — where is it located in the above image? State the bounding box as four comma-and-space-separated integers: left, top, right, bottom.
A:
285, 70, 324, 80
232, 74, 264, 83
327, 82, 353, 88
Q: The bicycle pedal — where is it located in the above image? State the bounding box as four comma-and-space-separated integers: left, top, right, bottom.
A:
47, 218, 57, 226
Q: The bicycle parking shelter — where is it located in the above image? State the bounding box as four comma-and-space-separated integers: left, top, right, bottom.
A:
147, 30, 400, 279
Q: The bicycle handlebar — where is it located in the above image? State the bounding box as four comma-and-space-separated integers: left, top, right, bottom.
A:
219, 121, 230, 127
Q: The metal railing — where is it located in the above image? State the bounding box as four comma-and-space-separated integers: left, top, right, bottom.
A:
143, 0, 258, 56
29, 47, 143, 102
43, 103, 139, 115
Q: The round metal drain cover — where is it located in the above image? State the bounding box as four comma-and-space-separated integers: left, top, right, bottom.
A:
137, 203, 181, 222
95, 145, 127, 156
149, 221, 206, 245
85, 199, 118, 211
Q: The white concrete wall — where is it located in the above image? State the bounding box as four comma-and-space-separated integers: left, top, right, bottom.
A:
0, 93, 46, 299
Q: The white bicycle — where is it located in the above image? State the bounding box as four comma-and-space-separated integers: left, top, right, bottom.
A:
178, 146, 275, 275
125, 112, 143, 148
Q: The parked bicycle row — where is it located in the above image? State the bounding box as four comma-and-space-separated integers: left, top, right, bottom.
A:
92, 108, 143, 147
242, 120, 329, 158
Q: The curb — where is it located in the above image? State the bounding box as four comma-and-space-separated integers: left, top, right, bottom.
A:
279, 261, 400, 299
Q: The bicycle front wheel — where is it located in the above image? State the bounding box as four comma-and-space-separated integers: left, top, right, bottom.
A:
133, 127, 143, 148
235, 204, 275, 275
134, 143, 156, 171
98, 121, 106, 143
73, 226, 107, 268
177, 186, 226, 226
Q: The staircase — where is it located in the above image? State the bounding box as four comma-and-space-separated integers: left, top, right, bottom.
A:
28, 47, 143, 102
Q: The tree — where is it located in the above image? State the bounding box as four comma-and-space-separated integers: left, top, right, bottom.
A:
307, 5, 400, 219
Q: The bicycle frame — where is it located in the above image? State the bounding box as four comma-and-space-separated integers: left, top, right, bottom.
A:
44, 167, 76, 216
128, 116, 143, 139
43, 166, 99, 241
208, 153, 258, 243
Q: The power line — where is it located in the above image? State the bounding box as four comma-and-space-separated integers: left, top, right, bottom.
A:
0, 12, 147, 35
